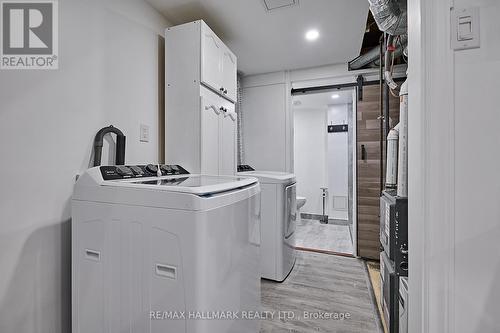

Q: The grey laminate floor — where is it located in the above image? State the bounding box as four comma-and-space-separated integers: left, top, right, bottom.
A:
261, 251, 382, 333
295, 219, 353, 254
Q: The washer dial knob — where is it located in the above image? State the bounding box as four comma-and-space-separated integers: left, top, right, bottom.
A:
146, 164, 158, 174
116, 166, 133, 176
161, 165, 172, 173
130, 166, 144, 175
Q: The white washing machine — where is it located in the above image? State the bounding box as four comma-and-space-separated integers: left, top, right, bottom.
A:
238, 165, 296, 282
72, 164, 261, 333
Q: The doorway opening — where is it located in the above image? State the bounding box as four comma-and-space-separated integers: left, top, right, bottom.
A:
292, 88, 357, 256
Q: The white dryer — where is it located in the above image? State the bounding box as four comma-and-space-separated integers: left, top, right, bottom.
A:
72, 164, 261, 333
238, 165, 296, 282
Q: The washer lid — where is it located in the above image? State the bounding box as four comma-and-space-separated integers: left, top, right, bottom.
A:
237, 171, 296, 184
106, 175, 258, 195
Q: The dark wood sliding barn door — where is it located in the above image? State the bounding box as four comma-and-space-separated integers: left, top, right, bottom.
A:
356, 85, 400, 260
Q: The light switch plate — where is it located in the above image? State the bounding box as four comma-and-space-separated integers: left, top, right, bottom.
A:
452, 7, 480, 50
140, 124, 150, 142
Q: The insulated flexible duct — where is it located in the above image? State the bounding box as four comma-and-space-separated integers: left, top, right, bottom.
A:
368, 0, 407, 36
349, 0, 407, 70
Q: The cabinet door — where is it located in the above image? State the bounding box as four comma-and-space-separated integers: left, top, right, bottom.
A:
220, 100, 237, 175
200, 91, 221, 175
201, 24, 223, 93
221, 47, 237, 102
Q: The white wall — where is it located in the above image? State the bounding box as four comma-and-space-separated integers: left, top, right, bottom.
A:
0, 1, 169, 332
293, 103, 350, 219
409, 0, 500, 332
327, 104, 349, 220
241, 71, 293, 172
242, 83, 288, 171
453, 2, 500, 332
294, 108, 327, 215
449, 0, 500, 331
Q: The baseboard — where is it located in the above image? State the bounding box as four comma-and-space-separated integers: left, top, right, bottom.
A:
301, 213, 351, 226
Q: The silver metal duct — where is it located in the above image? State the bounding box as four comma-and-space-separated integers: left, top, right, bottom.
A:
349, 34, 406, 70
368, 0, 407, 36
349, 46, 381, 70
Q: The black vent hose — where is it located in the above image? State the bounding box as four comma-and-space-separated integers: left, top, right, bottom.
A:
93, 125, 126, 167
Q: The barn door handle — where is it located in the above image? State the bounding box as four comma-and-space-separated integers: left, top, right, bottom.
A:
361, 145, 367, 161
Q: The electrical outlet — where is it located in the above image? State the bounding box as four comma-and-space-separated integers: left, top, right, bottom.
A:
140, 124, 149, 142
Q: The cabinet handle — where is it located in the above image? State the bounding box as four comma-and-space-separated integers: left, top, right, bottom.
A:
84, 249, 101, 261
155, 263, 177, 279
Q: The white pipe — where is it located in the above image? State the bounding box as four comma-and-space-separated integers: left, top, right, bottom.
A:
397, 78, 408, 197
386, 123, 400, 188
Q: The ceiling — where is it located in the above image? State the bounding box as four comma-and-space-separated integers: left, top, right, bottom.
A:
146, 0, 369, 75
292, 90, 353, 110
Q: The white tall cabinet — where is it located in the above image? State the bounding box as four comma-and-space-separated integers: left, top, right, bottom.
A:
165, 20, 237, 175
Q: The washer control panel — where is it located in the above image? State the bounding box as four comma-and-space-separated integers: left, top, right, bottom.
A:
100, 164, 189, 180
237, 164, 255, 172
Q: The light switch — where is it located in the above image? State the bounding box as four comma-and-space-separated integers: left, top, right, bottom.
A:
458, 16, 473, 40
452, 7, 480, 50
140, 124, 150, 142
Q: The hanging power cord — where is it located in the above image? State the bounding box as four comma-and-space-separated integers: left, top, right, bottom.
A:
398, 35, 408, 64
389, 46, 400, 98
387, 35, 402, 98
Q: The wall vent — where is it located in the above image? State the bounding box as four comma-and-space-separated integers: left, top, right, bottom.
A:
333, 196, 348, 211
262, 0, 299, 11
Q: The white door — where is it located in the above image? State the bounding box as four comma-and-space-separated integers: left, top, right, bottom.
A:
200, 90, 221, 175
221, 47, 237, 102
219, 100, 236, 175
201, 24, 222, 93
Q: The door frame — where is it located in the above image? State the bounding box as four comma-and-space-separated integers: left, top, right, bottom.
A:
290, 75, 404, 258
291, 87, 358, 257
408, 0, 456, 332
351, 89, 358, 257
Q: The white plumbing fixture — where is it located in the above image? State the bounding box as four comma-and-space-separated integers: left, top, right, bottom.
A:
386, 123, 400, 188
397, 78, 408, 197
297, 196, 307, 210
296, 196, 307, 224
